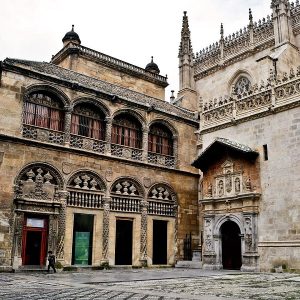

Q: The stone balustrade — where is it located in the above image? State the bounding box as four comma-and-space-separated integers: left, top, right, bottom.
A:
202, 67, 300, 131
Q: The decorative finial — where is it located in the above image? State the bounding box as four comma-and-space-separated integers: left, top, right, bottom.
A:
220, 23, 224, 39
249, 8, 253, 22
184, 11, 187, 16
151, 56, 153, 62
72, 24, 74, 31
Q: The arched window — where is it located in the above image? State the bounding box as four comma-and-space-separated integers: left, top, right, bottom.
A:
71, 104, 106, 140
23, 92, 64, 131
148, 124, 173, 156
234, 76, 251, 96
112, 115, 142, 149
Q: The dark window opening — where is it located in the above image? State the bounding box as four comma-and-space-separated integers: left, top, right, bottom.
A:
112, 115, 142, 148
23, 92, 64, 131
148, 124, 173, 156
71, 104, 106, 140
263, 144, 268, 161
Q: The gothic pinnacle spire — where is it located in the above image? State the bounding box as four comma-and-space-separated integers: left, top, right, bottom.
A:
179, 11, 193, 57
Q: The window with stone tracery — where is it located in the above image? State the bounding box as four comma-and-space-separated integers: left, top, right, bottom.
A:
234, 76, 251, 96
23, 92, 65, 131
148, 124, 173, 156
71, 104, 106, 140
112, 115, 142, 149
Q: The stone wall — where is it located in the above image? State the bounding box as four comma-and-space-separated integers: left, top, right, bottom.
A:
0, 138, 199, 268
201, 106, 300, 271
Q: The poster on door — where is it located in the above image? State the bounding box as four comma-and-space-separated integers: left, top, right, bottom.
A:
74, 232, 90, 265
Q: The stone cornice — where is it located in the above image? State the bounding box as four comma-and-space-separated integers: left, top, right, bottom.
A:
0, 133, 200, 178
51, 43, 169, 87
201, 192, 261, 204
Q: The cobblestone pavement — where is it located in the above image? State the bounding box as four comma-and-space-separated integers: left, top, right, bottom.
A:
0, 269, 300, 300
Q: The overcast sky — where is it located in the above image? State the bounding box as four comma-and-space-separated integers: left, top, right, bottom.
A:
0, 0, 271, 100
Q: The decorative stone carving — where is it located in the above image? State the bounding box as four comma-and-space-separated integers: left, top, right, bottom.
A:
147, 184, 175, 216
17, 167, 61, 201
143, 177, 151, 188
140, 200, 148, 262
68, 172, 105, 191
244, 217, 253, 251
105, 168, 113, 182
67, 172, 105, 209
209, 161, 247, 199
204, 218, 213, 252
112, 180, 140, 196
62, 162, 72, 175
102, 197, 110, 260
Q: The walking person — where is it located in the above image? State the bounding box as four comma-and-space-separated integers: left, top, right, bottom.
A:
47, 251, 56, 273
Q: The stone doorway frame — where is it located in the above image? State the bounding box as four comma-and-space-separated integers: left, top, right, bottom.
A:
203, 213, 259, 271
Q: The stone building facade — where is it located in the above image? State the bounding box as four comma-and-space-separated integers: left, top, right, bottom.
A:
1, 0, 300, 273
0, 27, 199, 271
174, 0, 300, 271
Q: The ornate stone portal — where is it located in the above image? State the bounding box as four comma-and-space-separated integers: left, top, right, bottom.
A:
192, 138, 260, 271
12, 164, 67, 269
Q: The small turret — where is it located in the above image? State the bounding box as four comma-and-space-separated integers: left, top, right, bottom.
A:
62, 25, 81, 46
145, 56, 160, 74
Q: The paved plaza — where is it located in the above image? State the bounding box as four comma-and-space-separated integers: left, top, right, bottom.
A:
0, 268, 300, 300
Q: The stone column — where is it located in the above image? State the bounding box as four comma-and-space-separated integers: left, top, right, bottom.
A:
173, 204, 179, 263
105, 117, 112, 155
142, 127, 149, 162
56, 191, 68, 261
12, 212, 24, 270
64, 106, 72, 147
101, 197, 111, 265
139, 200, 148, 266
173, 135, 178, 168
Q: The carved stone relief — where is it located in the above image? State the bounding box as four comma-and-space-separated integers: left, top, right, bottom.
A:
204, 218, 213, 252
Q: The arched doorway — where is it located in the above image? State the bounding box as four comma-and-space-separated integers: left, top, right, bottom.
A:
221, 221, 242, 270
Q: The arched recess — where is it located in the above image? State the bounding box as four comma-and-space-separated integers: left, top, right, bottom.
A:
148, 119, 178, 137
66, 170, 106, 209
72, 97, 110, 117
213, 214, 243, 236
15, 162, 65, 190
24, 84, 71, 108
22, 85, 69, 134
110, 177, 145, 213
147, 182, 177, 217
112, 109, 146, 128
111, 110, 145, 149
71, 99, 107, 141
228, 70, 253, 97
